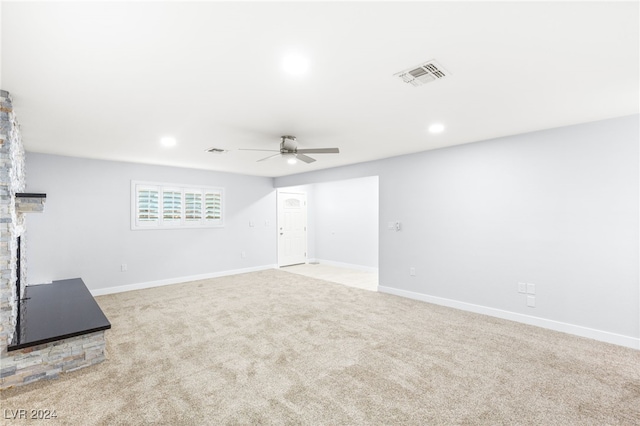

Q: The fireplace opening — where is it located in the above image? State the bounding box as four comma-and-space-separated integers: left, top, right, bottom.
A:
16, 235, 22, 344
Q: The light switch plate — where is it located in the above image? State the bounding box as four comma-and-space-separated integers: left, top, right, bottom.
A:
527, 295, 536, 307
527, 283, 536, 295
518, 282, 527, 293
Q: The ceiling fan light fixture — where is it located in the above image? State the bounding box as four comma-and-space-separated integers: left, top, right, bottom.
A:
240, 134, 338, 164
284, 153, 298, 164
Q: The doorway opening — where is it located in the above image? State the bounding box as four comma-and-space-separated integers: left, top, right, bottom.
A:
276, 176, 379, 291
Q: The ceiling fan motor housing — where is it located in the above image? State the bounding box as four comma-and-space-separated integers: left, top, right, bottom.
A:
280, 136, 297, 152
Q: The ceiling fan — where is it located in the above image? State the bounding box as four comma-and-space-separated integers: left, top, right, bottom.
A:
239, 136, 339, 164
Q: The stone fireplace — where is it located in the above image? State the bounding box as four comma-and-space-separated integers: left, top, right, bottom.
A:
1, 90, 109, 389
1, 90, 26, 357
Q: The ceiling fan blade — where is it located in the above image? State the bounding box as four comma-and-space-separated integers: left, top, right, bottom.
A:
295, 148, 340, 154
239, 148, 280, 152
257, 153, 282, 162
296, 154, 316, 164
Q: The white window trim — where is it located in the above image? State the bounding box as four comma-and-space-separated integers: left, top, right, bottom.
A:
131, 180, 225, 230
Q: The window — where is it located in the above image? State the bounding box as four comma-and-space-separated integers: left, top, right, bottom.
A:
132, 181, 224, 230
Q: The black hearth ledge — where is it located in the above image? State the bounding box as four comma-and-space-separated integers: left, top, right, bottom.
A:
8, 278, 111, 352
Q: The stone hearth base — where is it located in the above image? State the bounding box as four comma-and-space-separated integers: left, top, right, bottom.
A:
1, 331, 107, 389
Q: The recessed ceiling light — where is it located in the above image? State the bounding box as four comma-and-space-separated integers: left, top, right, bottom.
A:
282, 52, 310, 76
428, 123, 445, 134
160, 136, 177, 147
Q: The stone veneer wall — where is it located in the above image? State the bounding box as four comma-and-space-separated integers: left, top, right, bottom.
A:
1, 331, 107, 388
15, 196, 46, 213
0, 90, 107, 390
0, 90, 25, 351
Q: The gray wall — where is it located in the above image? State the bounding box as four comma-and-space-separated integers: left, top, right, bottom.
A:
276, 115, 640, 344
312, 176, 378, 268
25, 154, 277, 291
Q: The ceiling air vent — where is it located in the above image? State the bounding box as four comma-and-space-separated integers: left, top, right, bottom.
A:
394, 59, 450, 87
205, 147, 227, 154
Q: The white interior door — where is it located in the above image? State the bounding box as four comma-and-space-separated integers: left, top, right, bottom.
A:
277, 191, 307, 267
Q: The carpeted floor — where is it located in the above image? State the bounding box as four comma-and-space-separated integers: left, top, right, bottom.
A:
1, 269, 639, 425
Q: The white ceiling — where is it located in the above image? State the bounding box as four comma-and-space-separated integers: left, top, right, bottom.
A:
2, 1, 638, 177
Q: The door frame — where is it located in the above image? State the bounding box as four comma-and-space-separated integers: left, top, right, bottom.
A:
277, 190, 308, 267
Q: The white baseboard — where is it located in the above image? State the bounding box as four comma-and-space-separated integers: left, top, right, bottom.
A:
308, 258, 378, 274
378, 286, 640, 350
91, 264, 278, 297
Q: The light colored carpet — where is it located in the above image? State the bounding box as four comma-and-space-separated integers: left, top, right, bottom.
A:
1, 269, 639, 425
281, 263, 378, 291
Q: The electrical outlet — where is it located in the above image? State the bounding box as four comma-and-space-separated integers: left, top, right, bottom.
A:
249, 220, 254, 227
121, 263, 127, 272
409, 267, 416, 276
527, 283, 536, 295
527, 295, 536, 307
395, 221, 401, 231
518, 282, 527, 293
241, 251, 246, 259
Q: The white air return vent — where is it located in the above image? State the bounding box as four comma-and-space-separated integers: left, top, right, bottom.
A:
394, 59, 450, 87
205, 147, 227, 154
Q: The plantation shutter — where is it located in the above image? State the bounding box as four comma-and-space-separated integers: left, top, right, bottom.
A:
185, 190, 202, 222
205, 191, 222, 223
163, 189, 182, 222
136, 186, 159, 226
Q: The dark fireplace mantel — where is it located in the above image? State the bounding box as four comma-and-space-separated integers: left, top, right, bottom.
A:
8, 278, 111, 351
15, 193, 47, 198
